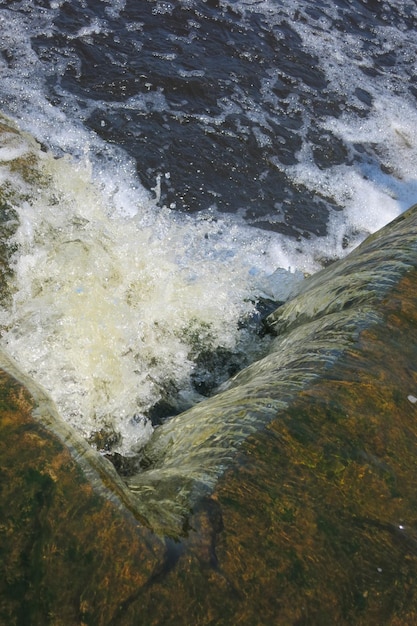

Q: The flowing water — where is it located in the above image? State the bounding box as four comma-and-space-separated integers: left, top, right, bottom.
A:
0, 0, 416, 469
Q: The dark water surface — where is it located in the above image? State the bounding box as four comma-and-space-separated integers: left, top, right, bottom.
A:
2, 0, 417, 240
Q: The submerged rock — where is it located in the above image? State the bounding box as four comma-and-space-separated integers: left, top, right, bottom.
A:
2, 115, 417, 622
0, 358, 165, 625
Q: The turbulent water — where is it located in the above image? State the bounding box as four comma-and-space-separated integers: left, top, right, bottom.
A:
0, 0, 416, 459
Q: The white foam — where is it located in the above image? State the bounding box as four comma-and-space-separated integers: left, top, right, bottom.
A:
283, 94, 417, 259
0, 129, 299, 455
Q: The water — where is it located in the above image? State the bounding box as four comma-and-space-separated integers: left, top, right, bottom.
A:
126, 203, 417, 531
0, 0, 416, 461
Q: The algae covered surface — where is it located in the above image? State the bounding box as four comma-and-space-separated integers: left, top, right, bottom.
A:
0, 367, 165, 626
117, 269, 417, 626
210, 269, 417, 625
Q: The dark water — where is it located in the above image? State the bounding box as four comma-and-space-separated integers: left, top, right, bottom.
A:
2, 0, 417, 242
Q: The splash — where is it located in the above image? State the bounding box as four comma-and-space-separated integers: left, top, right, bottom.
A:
0, 115, 301, 457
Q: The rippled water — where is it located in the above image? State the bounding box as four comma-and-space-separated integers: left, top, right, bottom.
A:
2, 0, 417, 239
0, 0, 416, 459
